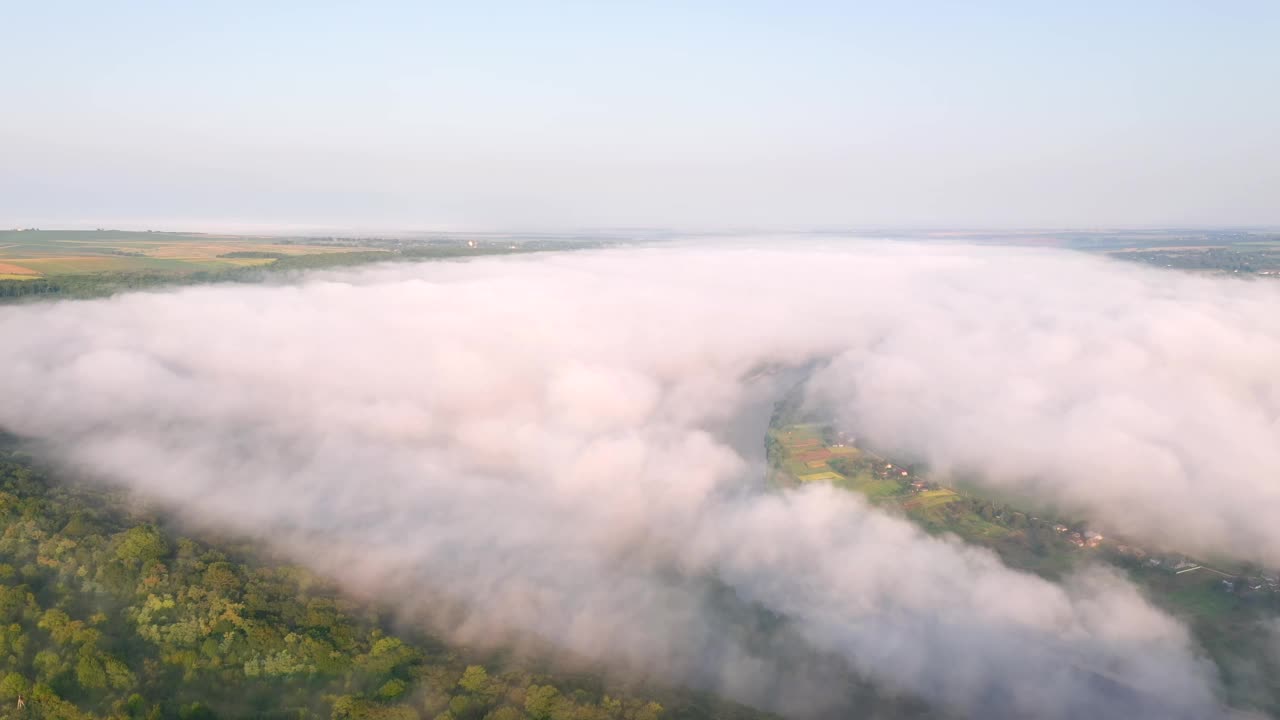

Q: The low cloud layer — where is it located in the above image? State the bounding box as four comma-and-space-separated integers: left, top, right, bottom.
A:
3, 242, 1276, 717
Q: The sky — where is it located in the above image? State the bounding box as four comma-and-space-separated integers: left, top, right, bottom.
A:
3, 1, 1279, 231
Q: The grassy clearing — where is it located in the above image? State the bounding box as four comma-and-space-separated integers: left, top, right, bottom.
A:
784, 459, 814, 476
775, 425, 823, 444
988, 537, 1079, 579
839, 473, 903, 499
796, 471, 843, 483
1134, 567, 1243, 620
1165, 581, 1239, 618
906, 489, 959, 510
949, 511, 1012, 539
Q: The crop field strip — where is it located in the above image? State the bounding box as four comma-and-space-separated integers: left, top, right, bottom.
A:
0, 230, 375, 277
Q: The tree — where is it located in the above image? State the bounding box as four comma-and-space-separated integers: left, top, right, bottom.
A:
379, 678, 408, 700
525, 685, 561, 720
0, 671, 27, 699
457, 666, 491, 695
113, 526, 168, 566
203, 562, 241, 596
76, 655, 108, 689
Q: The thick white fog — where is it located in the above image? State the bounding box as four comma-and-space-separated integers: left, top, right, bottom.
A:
3, 242, 1278, 717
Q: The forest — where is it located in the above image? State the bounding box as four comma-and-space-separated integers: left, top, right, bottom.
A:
0, 440, 772, 720
1109, 246, 1280, 275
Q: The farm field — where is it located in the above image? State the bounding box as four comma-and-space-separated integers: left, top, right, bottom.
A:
0, 229, 368, 277
0, 229, 575, 303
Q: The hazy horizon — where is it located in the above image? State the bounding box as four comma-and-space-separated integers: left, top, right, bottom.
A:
5, 1, 1279, 230
8, 223, 1280, 237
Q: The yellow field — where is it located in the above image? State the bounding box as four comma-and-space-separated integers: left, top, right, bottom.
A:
140, 241, 354, 260
796, 471, 843, 483
0, 262, 40, 277
907, 489, 960, 510
220, 257, 279, 267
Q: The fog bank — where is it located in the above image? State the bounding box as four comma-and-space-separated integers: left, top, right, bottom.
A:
4, 242, 1275, 717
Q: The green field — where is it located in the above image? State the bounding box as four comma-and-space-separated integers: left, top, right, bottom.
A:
838, 473, 903, 499
795, 470, 842, 483
1166, 582, 1240, 617
906, 489, 959, 510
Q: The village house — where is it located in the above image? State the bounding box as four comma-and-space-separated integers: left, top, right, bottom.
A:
1173, 558, 1200, 573
1115, 544, 1147, 559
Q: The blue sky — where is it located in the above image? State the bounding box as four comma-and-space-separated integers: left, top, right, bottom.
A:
3, 1, 1278, 231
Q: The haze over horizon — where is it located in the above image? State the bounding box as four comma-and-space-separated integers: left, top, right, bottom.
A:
5, 1, 1279, 230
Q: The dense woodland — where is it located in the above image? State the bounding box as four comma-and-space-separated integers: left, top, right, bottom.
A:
1110, 247, 1280, 274
0, 442, 776, 720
